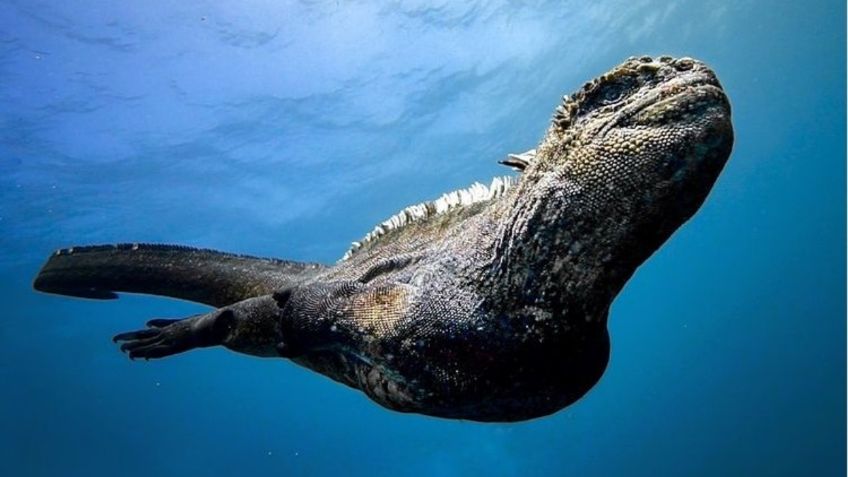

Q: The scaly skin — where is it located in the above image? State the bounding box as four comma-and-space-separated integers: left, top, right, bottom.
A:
33, 56, 733, 422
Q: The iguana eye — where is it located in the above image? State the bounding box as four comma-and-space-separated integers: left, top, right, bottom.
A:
599, 88, 626, 104
597, 76, 637, 105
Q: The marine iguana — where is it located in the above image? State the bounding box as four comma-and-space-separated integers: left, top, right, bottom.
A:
33, 56, 733, 422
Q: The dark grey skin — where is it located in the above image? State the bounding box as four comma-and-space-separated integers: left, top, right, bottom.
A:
33, 56, 733, 422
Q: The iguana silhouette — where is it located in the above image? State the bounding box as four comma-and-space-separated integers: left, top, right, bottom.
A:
34, 56, 733, 422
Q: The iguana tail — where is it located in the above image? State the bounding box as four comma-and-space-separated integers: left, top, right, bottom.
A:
33, 243, 325, 308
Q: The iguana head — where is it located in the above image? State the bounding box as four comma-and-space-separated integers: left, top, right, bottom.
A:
532, 55, 732, 211
495, 56, 733, 308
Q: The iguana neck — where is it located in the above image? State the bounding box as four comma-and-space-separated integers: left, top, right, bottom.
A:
478, 156, 664, 322
478, 134, 725, 322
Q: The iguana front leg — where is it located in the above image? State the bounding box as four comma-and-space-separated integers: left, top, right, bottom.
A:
113, 312, 229, 360
113, 295, 283, 359
111, 279, 418, 412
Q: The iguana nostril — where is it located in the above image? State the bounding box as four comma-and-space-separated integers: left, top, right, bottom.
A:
674, 58, 696, 70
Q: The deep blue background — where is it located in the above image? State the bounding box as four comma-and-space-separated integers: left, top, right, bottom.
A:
1, 1, 844, 476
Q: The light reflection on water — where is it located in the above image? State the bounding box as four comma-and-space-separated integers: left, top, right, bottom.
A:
0, 1, 844, 476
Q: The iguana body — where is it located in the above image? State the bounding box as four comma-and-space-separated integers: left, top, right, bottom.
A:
34, 56, 733, 422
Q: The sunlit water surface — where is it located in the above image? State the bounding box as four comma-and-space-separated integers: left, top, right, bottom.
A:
1, 1, 844, 476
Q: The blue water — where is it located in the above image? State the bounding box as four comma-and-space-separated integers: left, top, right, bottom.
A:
1, 1, 844, 475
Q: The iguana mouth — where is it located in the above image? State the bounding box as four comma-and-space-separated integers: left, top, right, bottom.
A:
640, 82, 728, 116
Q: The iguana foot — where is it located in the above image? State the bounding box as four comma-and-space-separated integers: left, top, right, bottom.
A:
113, 309, 234, 360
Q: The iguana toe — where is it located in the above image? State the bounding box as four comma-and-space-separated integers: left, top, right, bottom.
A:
146, 318, 184, 328
112, 328, 160, 343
